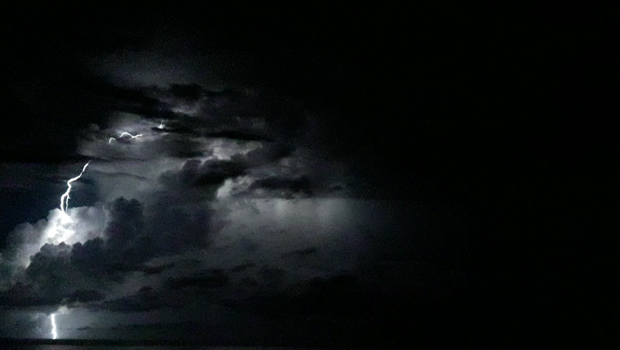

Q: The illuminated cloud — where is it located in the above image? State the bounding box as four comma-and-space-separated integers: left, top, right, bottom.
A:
3, 206, 106, 270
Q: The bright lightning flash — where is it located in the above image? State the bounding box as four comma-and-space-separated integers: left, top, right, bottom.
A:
119, 131, 142, 139
49, 306, 68, 340
108, 131, 143, 143
60, 161, 91, 213
50, 313, 57, 339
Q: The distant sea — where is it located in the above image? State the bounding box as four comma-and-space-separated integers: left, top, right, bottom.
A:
2, 347, 299, 350
0, 340, 330, 350
4, 347, 267, 350
0, 338, 334, 350
0, 346, 322, 350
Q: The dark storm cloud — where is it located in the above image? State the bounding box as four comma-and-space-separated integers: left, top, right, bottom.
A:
66, 289, 105, 304
219, 258, 473, 321
75, 77, 161, 117
159, 158, 247, 191
111, 321, 199, 331
143, 194, 215, 251
79, 127, 207, 162
7, 237, 131, 308
230, 262, 255, 273
102, 197, 215, 267
168, 83, 203, 102
237, 238, 260, 253
38, 77, 270, 149
257, 266, 286, 288
104, 198, 146, 264
117, 82, 323, 153
250, 175, 313, 197
139, 83, 255, 121
101, 286, 169, 313
104, 198, 144, 253
151, 140, 344, 200
152, 134, 206, 159
281, 247, 318, 258
70, 72, 351, 200
203, 88, 245, 100
194, 160, 247, 187
70, 238, 108, 277
142, 263, 175, 276
0, 310, 49, 338
242, 143, 292, 166
204, 130, 273, 142
221, 266, 288, 292
91, 170, 149, 182
165, 269, 229, 291
223, 274, 358, 317
2, 244, 104, 307
0, 282, 59, 307
25, 243, 79, 304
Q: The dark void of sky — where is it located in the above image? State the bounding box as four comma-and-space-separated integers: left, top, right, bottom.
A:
0, 3, 617, 348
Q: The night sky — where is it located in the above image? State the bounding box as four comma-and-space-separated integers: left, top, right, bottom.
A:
0, 3, 617, 347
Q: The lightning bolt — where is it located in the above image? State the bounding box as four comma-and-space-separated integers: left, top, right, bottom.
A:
50, 313, 57, 339
108, 132, 143, 144
119, 132, 142, 139
59, 161, 91, 213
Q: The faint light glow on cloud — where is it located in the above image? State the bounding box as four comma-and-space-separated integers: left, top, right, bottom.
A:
208, 198, 371, 274
170, 103, 201, 116
208, 139, 261, 160
216, 176, 254, 199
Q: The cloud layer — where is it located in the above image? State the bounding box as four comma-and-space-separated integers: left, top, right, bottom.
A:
0, 78, 366, 313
